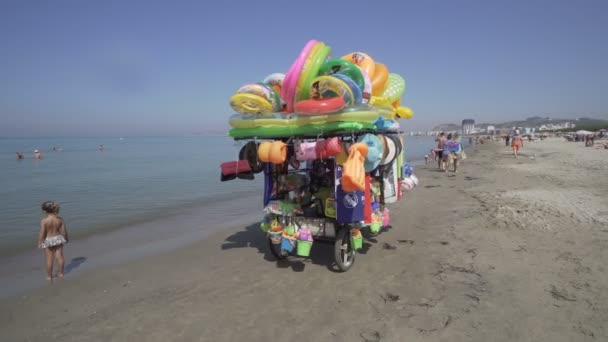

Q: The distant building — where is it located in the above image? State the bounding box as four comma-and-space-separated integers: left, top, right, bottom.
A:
462, 119, 475, 134
486, 125, 495, 134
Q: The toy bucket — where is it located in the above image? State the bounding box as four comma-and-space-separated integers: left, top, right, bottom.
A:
284, 224, 296, 236
297, 240, 312, 257
281, 235, 296, 253
382, 208, 390, 227
369, 221, 381, 234
351, 230, 363, 250
269, 231, 282, 244
298, 228, 312, 242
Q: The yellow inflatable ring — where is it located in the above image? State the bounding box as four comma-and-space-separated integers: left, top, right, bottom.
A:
230, 93, 273, 115
296, 44, 332, 101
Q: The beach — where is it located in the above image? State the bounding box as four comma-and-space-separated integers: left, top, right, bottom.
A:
1, 138, 607, 341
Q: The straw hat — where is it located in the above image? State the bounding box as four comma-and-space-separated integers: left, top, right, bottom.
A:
380, 135, 397, 166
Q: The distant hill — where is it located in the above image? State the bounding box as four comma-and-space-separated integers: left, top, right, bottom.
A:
433, 116, 608, 132
432, 123, 460, 132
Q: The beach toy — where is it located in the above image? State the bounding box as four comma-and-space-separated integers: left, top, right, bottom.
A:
295, 141, 318, 161
257, 141, 272, 162
318, 58, 365, 91
369, 221, 381, 234
309, 75, 355, 106
351, 228, 363, 250
331, 74, 363, 105
315, 137, 342, 159
229, 93, 273, 115
228, 110, 384, 128
282, 40, 319, 112
403, 163, 414, 177
396, 106, 414, 119
297, 240, 313, 257
341, 142, 368, 192
357, 134, 384, 172
228, 121, 377, 139
371, 63, 389, 96
298, 228, 312, 241
357, 66, 372, 103
296, 43, 332, 101
382, 208, 390, 227
294, 97, 346, 115
324, 198, 336, 218
269, 230, 282, 244
281, 234, 296, 253
263, 73, 285, 94
409, 174, 419, 187
341, 52, 376, 79
220, 160, 253, 181
400, 177, 414, 192
260, 221, 270, 232
237, 83, 281, 112
269, 141, 287, 164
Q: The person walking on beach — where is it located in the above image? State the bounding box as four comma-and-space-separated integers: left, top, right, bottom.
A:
33, 149, 42, 159
440, 133, 453, 172
449, 134, 464, 173
435, 132, 446, 169
37, 201, 68, 281
505, 134, 510, 147
511, 130, 524, 158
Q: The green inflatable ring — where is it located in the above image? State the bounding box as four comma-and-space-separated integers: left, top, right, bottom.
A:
318, 59, 365, 92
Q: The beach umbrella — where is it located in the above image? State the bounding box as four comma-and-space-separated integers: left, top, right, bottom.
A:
575, 130, 593, 135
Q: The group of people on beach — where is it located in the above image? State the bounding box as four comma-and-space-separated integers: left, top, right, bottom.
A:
427, 132, 465, 172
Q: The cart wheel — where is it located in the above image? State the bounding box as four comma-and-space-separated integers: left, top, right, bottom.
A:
268, 236, 287, 260
334, 227, 356, 272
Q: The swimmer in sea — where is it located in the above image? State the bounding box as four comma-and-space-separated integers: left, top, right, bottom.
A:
16, 152, 24, 160
33, 149, 42, 159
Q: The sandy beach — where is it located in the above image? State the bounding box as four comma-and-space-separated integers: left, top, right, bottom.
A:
1, 138, 607, 341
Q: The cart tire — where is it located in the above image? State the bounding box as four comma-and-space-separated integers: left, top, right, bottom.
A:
334, 227, 356, 272
268, 236, 287, 260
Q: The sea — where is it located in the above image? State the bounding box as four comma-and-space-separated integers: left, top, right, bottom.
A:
0, 135, 438, 257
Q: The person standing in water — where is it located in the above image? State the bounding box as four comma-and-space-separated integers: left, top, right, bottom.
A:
33, 149, 42, 159
38, 201, 69, 281
16, 152, 24, 160
511, 130, 524, 158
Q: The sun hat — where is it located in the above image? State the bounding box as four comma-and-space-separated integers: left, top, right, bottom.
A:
34, 149, 39, 153
388, 134, 402, 156
239, 141, 263, 173
380, 135, 397, 166
357, 134, 384, 172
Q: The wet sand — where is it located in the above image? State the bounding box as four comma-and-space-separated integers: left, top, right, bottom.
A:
1, 138, 607, 341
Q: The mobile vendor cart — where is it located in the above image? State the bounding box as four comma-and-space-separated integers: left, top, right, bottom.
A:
229, 130, 405, 272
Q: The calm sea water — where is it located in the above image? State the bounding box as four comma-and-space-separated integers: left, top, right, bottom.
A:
0, 135, 436, 256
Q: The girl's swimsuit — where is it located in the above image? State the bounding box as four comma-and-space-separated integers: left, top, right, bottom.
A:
40, 235, 66, 249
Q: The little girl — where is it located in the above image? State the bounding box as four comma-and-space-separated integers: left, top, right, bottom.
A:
37, 201, 68, 281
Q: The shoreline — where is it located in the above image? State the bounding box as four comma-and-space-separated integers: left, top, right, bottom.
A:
2, 138, 606, 341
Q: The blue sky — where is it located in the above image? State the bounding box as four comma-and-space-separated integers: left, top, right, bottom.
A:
1, 0, 607, 137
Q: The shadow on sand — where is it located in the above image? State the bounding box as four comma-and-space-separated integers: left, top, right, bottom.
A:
221, 222, 384, 273
64, 257, 87, 274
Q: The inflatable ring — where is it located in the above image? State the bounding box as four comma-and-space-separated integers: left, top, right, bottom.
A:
357, 66, 372, 103
257, 82, 282, 112
309, 75, 355, 106
282, 40, 319, 112
331, 74, 362, 105
381, 73, 406, 104
296, 44, 332, 101
318, 59, 365, 92
263, 73, 285, 94
292, 42, 324, 104
371, 63, 389, 96
294, 97, 346, 115
229, 121, 377, 139
230, 93, 273, 114
396, 106, 414, 119
341, 52, 375, 79
228, 110, 382, 128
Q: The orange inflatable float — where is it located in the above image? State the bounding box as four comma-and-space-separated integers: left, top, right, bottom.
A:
341, 52, 376, 79
371, 63, 389, 96
341, 142, 368, 192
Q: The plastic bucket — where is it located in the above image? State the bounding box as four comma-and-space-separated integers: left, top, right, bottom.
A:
382, 208, 390, 227
352, 235, 363, 250
284, 224, 296, 236
269, 231, 282, 244
281, 236, 296, 253
370, 221, 381, 234
297, 240, 313, 257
